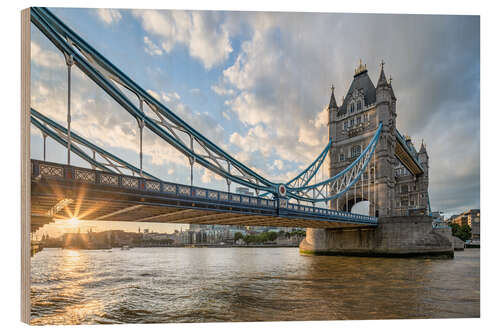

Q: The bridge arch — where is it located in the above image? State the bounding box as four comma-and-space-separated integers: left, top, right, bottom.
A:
334, 194, 378, 217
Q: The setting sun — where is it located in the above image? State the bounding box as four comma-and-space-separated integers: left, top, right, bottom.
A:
65, 217, 80, 226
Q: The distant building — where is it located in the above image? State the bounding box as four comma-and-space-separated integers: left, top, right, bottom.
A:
449, 209, 480, 242
235, 187, 253, 196
451, 209, 480, 227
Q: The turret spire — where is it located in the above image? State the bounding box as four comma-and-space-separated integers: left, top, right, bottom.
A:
377, 59, 388, 87
328, 84, 338, 109
419, 139, 427, 154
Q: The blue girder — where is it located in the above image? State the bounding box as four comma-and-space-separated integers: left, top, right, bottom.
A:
290, 123, 382, 203
29, 7, 383, 208
286, 139, 332, 189
31, 108, 160, 180
31, 7, 278, 194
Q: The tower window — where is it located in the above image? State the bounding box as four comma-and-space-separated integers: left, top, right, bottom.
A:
339, 153, 345, 161
357, 100, 362, 111
343, 121, 348, 130
356, 116, 361, 125
351, 145, 361, 158
350, 118, 354, 127
364, 114, 369, 122
350, 103, 355, 113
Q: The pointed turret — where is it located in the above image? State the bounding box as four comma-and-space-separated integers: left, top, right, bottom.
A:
419, 139, 428, 155
388, 75, 396, 100
328, 84, 338, 109
376, 60, 391, 106
377, 60, 389, 88
327, 84, 338, 140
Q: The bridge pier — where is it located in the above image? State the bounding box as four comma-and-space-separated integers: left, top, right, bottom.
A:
299, 215, 453, 258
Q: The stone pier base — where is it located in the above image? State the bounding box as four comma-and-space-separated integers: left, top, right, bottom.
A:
299, 216, 454, 258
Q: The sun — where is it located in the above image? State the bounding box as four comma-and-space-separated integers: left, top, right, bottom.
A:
65, 217, 80, 226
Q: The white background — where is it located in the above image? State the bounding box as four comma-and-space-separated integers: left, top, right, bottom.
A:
1, 0, 497, 332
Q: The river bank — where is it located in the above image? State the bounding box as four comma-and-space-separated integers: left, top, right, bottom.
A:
42, 243, 299, 250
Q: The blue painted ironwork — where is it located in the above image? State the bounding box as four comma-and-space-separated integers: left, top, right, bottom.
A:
286, 139, 332, 189
259, 139, 332, 198
29, 8, 382, 223
289, 123, 382, 203
31, 7, 279, 194
427, 193, 432, 216
32, 159, 377, 225
31, 108, 160, 180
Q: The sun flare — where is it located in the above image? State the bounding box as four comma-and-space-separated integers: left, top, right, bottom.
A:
65, 217, 80, 226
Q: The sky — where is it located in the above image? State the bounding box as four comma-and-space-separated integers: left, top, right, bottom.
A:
30, 8, 480, 236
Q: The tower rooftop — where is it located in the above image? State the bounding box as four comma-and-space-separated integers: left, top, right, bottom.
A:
338, 63, 376, 115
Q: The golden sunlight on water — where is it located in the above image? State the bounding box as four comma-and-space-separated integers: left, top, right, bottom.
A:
30, 248, 480, 325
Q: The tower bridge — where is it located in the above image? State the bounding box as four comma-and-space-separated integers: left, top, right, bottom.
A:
28, 7, 453, 257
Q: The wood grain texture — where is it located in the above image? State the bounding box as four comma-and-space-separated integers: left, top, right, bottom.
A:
20, 7, 31, 324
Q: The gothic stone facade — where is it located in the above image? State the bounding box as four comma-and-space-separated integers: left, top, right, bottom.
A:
327, 61, 429, 217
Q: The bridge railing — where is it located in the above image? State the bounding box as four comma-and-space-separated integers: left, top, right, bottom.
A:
283, 201, 378, 224
32, 159, 378, 224
31, 159, 277, 210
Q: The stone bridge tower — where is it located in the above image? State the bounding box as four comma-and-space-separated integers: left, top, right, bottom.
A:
300, 61, 442, 257
328, 59, 431, 218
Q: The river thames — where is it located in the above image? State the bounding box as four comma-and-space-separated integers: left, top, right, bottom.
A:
30, 247, 480, 325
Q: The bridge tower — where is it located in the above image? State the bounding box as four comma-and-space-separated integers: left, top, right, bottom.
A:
300, 61, 445, 257
328, 60, 397, 217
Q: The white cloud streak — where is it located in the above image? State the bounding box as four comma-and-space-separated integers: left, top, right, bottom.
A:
132, 9, 233, 69
96, 8, 122, 25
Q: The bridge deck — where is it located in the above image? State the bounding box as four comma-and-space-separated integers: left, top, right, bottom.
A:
30, 160, 377, 232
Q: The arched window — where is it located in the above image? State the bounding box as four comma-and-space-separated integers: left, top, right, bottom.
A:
357, 100, 362, 111
350, 103, 355, 113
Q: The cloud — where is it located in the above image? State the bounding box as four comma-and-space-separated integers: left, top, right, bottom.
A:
201, 169, 223, 184
211, 83, 235, 96
96, 8, 122, 25
225, 92, 274, 126
29, 41, 220, 182
273, 159, 284, 170
31, 41, 64, 69
132, 9, 233, 69
32, 9, 480, 216
143, 36, 163, 56
215, 12, 479, 215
